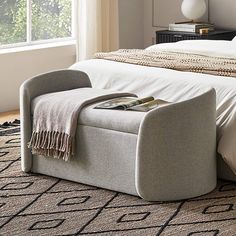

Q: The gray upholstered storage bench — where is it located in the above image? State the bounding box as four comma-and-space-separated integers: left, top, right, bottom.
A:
20, 70, 217, 201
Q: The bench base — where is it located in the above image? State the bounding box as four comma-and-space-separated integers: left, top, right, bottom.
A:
32, 125, 138, 196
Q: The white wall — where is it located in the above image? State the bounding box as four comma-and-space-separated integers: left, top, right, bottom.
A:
0, 44, 76, 112
210, 0, 236, 30
118, 0, 144, 49
144, 0, 159, 48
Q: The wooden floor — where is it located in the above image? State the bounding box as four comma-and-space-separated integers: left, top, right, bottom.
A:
0, 110, 20, 124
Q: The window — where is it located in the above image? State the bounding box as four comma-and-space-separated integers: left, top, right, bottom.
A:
0, 0, 75, 49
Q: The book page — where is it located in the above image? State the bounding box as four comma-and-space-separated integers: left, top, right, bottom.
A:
95, 97, 154, 110
128, 99, 170, 112
124, 96, 154, 109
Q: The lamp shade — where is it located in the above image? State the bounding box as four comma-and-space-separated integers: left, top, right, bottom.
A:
181, 0, 207, 21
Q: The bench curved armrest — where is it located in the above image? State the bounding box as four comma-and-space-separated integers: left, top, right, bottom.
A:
136, 88, 217, 201
20, 70, 91, 172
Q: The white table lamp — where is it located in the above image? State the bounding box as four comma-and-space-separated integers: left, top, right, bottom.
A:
181, 0, 207, 21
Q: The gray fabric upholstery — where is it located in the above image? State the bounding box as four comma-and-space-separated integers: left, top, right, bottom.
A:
78, 103, 145, 134
31, 100, 146, 135
21, 70, 217, 201
20, 70, 91, 172
32, 126, 138, 195
136, 89, 217, 201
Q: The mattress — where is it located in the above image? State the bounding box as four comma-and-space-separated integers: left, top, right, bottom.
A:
70, 39, 236, 174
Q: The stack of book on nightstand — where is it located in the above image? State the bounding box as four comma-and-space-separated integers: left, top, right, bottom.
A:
169, 22, 214, 33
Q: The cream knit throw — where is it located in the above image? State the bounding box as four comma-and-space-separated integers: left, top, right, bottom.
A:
95, 49, 236, 78
28, 88, 135, 161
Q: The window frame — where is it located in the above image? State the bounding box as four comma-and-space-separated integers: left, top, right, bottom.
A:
0, 0, 76, 50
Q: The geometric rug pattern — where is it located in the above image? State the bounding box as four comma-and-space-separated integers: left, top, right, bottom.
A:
0, 121, 236, 235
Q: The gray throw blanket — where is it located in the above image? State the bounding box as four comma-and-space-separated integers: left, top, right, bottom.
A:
28, 88, 135, 161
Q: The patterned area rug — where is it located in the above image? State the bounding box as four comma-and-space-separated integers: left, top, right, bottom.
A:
1, 121, 236, 235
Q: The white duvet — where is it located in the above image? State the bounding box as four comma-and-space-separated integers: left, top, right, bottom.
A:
70, 39, 236, 174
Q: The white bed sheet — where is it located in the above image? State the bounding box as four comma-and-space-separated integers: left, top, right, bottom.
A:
146, 40, 236, 58
70, 40, 236, 174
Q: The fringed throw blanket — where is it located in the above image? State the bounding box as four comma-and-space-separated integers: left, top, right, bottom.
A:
95, 49, 236, 78
28, 88, 135, 161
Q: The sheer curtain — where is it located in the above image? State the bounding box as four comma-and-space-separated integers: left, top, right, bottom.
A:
77, 0, 119, 61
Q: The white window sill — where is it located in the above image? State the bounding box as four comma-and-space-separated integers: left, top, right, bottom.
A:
0, 40, 76, 55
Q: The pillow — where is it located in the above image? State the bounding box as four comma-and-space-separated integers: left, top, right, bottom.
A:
145, 40, 236, 59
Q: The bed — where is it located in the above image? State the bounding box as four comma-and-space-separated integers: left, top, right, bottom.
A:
70, 38, 236, 181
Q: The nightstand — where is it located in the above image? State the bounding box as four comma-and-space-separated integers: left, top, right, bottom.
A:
156, 30, 236, 44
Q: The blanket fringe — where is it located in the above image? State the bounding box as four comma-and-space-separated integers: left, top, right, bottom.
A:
28, 131, 74, 161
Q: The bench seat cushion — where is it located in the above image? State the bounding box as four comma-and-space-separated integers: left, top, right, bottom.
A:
79, 103, 145, 134
31, 99, 145, 135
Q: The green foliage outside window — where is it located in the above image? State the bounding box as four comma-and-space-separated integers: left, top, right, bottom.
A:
0, 0, 72, 46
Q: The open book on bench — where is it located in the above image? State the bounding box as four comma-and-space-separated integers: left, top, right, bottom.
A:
94, 96, 170, 112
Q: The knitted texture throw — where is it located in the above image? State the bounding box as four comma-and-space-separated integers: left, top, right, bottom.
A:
95, 49, 236, 78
